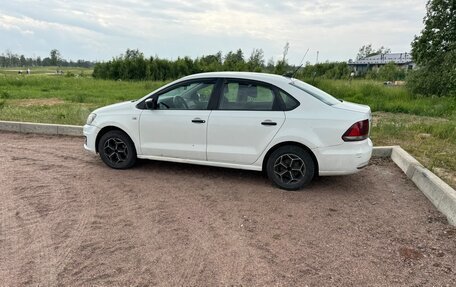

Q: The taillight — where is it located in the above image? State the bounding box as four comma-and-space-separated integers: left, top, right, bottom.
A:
342, 119, 369, 141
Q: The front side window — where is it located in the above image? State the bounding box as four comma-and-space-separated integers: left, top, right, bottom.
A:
219, 81, 275, 110
157, 81, 215, 110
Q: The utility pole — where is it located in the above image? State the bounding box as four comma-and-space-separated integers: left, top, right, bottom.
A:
316, 51, 319, 64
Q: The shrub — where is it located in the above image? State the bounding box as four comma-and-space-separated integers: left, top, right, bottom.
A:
407, 50, 456, 97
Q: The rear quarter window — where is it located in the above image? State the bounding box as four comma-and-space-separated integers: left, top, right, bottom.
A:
278, 90, 300, 111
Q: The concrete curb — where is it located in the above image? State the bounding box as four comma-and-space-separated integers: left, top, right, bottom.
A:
0, 120, 82, 136
0, 120, 455, 225
371, 146, 393, 158
371, 145, 456, 226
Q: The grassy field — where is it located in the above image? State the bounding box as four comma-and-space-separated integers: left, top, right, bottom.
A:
306, 78, 456, 118
1, 68, 455, 187
0, 68, 165, 124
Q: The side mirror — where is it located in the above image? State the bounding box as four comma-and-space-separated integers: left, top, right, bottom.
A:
145, 98, 156, 109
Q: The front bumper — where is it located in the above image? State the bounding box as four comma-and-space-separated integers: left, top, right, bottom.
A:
83, 124, 100, 154
314, 138, 373, 176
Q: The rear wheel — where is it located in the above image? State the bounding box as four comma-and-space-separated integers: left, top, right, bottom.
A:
266, 145, 315, 190
98, 130, 137, 169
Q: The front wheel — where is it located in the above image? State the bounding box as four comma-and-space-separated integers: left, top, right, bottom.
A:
266, 146, 315, 190
98, 130, 137, 169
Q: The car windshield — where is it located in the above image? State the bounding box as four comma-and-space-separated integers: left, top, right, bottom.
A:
290, 79, 340, 106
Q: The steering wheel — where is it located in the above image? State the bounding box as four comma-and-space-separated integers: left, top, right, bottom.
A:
173, 96, 188, 109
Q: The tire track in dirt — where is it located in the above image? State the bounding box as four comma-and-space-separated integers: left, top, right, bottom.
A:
125, 166, 278, 286
0, 154, 59, 286
2, 132, 456, 286
1, 137, 97, 285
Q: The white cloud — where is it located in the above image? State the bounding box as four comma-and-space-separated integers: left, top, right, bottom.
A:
0, 0, 427, 63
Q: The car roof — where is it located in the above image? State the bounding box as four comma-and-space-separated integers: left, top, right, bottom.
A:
181, 72, 292, 84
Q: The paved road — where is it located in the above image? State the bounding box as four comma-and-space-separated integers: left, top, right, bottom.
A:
0, 132, 455, 286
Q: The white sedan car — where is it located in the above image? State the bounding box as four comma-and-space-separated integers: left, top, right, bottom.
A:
84, 72, 372, 190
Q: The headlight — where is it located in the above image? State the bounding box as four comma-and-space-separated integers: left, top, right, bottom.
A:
86, 113, 97, 125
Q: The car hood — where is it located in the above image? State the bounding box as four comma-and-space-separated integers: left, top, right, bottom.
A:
332, 101, 371, 114
93, 100, 135, 114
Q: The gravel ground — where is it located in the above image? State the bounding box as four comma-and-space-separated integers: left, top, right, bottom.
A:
0, 132, 455, 286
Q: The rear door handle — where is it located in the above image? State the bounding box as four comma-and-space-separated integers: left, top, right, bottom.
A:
192, 118, 206, 124
261, 121, 277, 126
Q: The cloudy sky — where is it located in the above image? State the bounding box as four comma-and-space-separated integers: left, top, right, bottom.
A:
0, 0, 427, 64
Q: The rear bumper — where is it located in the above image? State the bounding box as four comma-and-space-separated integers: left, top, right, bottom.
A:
83, 124, 99, 154
314, 139, 373, 176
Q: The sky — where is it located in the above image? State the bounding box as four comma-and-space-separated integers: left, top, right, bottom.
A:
0, 0, 427, 64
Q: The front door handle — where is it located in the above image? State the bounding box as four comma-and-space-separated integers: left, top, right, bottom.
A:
261, 121, 277, 126
192, 118, 206, 124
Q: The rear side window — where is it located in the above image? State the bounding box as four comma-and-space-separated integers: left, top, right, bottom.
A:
278, 90, 299, 111
219, 81, 276, 111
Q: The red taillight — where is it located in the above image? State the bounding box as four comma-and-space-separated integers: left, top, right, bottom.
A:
342, 119, 370, 141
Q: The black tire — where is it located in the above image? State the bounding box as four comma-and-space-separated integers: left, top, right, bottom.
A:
98, 130, 137, 169
266, 145, 315, 190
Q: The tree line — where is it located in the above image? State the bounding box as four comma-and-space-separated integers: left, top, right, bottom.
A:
2, 45, 403, 82
92, 47, 355, 81
0, 49, 94, 68
92, 48, 279, 81
92, 47, 409, 83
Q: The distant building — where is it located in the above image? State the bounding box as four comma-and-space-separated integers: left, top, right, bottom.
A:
348, 52, 415, 75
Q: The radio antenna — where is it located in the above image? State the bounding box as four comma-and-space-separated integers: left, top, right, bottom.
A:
284, 48, 310, 78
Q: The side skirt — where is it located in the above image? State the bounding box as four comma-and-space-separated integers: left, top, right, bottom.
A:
137, 155, 263, 171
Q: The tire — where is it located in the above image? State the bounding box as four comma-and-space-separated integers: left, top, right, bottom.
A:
98, 130, 137, 169
266, 145, 315, 191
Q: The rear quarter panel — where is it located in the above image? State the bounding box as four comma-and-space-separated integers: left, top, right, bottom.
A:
253, 84, 370, 168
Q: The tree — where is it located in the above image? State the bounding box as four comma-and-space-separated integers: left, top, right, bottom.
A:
411, 0, 456, 66
196, 52, 222, 72
356, 44, 391, 60
50, 49, 61, 66
275, 42, 290, 75
368, 62, 406, 81
247, 48, 264, 72
124, 49, 143, 60
20, 55, 26, 66
408, 0, 456, 96
223, 49, 245, 71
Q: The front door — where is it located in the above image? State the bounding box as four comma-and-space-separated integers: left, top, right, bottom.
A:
139, 79, 216, 160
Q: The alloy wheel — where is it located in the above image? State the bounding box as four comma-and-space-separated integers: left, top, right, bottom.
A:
103, 137, 128, 164
273, 153, 306, 184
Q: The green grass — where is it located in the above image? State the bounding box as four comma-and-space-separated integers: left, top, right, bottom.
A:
371, 112, 455, 186
306, 79, 456, 119
1, 70, 455, 187
0, 70, 166, 124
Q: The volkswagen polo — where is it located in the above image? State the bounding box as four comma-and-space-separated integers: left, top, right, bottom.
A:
84, 72, 372, 190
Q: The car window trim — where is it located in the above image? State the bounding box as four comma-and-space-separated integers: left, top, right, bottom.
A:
207, 78, 223, 110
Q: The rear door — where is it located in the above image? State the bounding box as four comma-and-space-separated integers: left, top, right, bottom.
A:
207, 79, 285, 165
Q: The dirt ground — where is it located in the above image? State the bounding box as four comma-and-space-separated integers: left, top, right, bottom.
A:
0, 132, 455, 287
